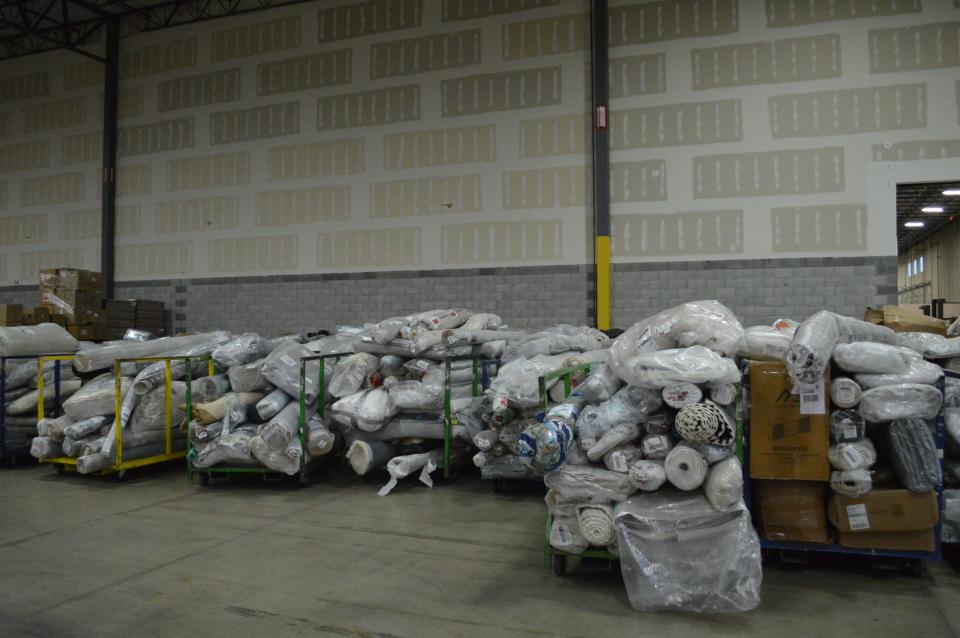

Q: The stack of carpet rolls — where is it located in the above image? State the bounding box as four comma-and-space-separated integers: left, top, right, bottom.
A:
529, 301, 752, 560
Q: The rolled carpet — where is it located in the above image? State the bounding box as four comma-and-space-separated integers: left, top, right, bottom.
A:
628, 459, 666, 491
704, 456, 743, 510
674, 401, 735, 446
830, 377, 862, 409
664, 445, 708, 491
576, 503, 615, 546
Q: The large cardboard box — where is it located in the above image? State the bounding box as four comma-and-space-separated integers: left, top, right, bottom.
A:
68, 324, 107, 341
0, 304, 23, 326
749, 361, 830, 481
40, 289, 101, 324
880, 306, 947, 335
828, 489, 938, 533
50, 313, 68, 328
755, 480, 832, 544
835, 528, 936, 552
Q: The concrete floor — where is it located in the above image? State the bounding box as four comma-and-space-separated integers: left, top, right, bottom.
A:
1, 463, 960, 638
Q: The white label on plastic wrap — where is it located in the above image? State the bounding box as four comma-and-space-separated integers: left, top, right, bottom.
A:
644, 437, 667, 454
841, 445, 865, 469
846, 504, 870, 530
555, 524, 570, 545
842, 425, 859, 440
711, 385, 736, 405
414, 360, 431, 372
833, 382, 857, 407
280, 354, 296, 367
611, 454, 628, 473
798, 383, 825, 415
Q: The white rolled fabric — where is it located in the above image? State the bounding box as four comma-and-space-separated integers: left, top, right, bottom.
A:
830, 377, 862, 409
926, 337, 960, 360
831, 469, 872, 498
0, 323, 78, 357
550, 516, 588, 554
859, 383, 943, 422
710, 384, 737, 406
828, 439, 877, 471
640, 433, 673, 460
603, 444, 643, 473
586, 422, 641, 462
737, 326, 792, 361
576, 503, 615, 546
628, 459, 667, 491
832, 342, 908, 374
704, 456, 743, 510
855, 358, 943, 390
662, 383, 702, 409
345, 439, 394, 475
664, 445, 708, 491
472, 429, 499, 451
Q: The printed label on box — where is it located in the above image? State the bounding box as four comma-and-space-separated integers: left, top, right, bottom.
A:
798, 383, 825, 415
846, 503, 870, 531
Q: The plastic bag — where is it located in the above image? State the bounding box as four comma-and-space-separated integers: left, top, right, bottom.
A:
828, 439, 877, 471
704, 456, 743, 510
550, 515, 588, 554
833, 342, 908, 374
615, 491, 761, 613
854, 358, 943, 390
612, 345, 740, 389
859, 383, 942, 422
577, 364, 623, 404
517, 399, 580, 471
888, 418, 941, 493
328, 353, 380, 398
212, 333, 265, 368
544, 464, 637, 502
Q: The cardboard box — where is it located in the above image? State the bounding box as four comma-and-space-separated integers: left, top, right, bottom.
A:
40, 289, 101, 323
828, 489, 938, 533
881, 305, 946, 335
38, 268, 101, 292
32, 306, 51, 324
749, 361, 830, 481
0, 304, 23, 326
836, 528, 935, 553
49, 313, 68, 328
755, 480, 832, 544
68, 324, 107, 341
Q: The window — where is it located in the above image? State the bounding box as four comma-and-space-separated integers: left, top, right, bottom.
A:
920, 255, 924, 273
907, 262, 912, 277
913, 259, 918, 278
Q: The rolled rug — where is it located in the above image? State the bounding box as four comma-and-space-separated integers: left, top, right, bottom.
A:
640, 433, 673, 460
29, 436, 61, 460
704, 456, 743, 511
675, 441, 734, 465
859, 383, 942, 422
576, 503, 615, 546
661, 383, 702, 409
586, 422, 641, 462
854, 358, 943, 390
550, 515, 588, 554
831, 469, 872, 498
828, 439, 877, 471
832, 342, 908, 374
830, 410, 865, 443
345, 439, 395, 475
786, 310, 840, 385
664, 445, 708, 491
830, 377, 861, 409
674, 401, 736, 446
602, 444, 643, 473
628, 459, 666, 491
709, 384, 737, 406
888, 417, 941, 493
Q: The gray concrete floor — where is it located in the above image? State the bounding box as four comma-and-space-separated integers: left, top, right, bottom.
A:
1, 463, 960, 638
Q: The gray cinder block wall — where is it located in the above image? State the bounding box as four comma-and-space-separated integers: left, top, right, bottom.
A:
0, 256, 898, 336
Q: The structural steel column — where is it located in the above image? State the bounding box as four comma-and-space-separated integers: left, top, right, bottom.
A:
100, 19, 119, 300
591, 0, 611, 330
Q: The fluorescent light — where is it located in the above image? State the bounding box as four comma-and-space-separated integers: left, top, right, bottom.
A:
904, 221, 925, 228
921, 206, 944, 213
943, 189, 960, 196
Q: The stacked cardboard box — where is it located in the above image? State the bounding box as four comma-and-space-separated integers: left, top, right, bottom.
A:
0, 304, 23, 326
38, 268, 106, 341
135, 300, 166, 336
864, 305, 948, 335
104, 299, 136, 340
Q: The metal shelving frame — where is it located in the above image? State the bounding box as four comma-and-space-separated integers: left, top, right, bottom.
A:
0, 353, 75, 462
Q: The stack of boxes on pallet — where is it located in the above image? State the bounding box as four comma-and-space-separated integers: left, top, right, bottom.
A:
134, 300, 166, 337
39, 268, 105, 341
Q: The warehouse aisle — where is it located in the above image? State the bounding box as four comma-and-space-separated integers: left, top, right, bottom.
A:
0, 465, 957, 638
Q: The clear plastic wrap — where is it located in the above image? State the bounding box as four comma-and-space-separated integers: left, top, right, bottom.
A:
517, 399, 580, 471
577, 364, 622, 404
63, 373, 132, 420
736, 326, 793, 361
191, 392, 264, 425
386, 368, 443, 410
488, 355, 563, 410
828, 439, 877, 471
615, 491, 761, 613
830, 469, 872, 497
704, 456, 743, 510
854, 358, 943, 389
29, 436, 62, 459
345, 439, 395, 475
897, 331, 946, 354
576, 385, 662, 450
306, 417, 337, 457
261, 341, 322, 403
628, 459, 667, 491
63, 415, 109, 440
227, 357, 271, 392
639, 433, 672, 459
406, 308, 472, 332
502, 325, 609, 362
831, 410, 865, 443
7, 380, 81, 415
368, 316, 408, 345
126, 381, 186, 431
544, 464, 637, 502
480, 453, 544, 481
191, 428, 258, 468
835, 315, 897, 345
256, 388, 293, 421
193, 374, 230, 403
472, 429, 499, 451
786, 310, 840, 385
250, 435, 301, 475
576, 503, 615, 546
328, 353, 380, 398
74, 333, 221, 372
259, 401, 316, 450
830, 377, 862, 408
463, 312, 502, 330
3, 359, 38, 390
331, 388, 398, 432
587, 422, 641, 462
212, 333, 265, 368
603, 443, 643, 472
888, 417, 941, 493
859, 383, 943, 422
611, 345, 740, 389
709, 384, 737, 406
924, 337, 960, 360
550, 515, 589, 553
664, 444, 708, 490
832, 342, 908, 374
378, 449, 443, 495
675, 401, 736, 446
0, 323, 79, 357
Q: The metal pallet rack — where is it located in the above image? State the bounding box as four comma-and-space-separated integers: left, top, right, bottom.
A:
442, 355, 498, 481
45, 354, 201, 477
742, 363, 956, 566
0, 353, 75, 463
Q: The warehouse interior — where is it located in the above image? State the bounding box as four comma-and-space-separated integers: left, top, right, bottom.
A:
1, 0, 960, 635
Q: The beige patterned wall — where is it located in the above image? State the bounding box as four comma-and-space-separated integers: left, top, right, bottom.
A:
0, 0, 959, 284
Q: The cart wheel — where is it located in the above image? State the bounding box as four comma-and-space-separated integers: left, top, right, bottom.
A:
198, 473, 210, 487
553, 554, 568, 577
55, 463, 67, 474
299, 474, 311, 488
492, 479, 505, 493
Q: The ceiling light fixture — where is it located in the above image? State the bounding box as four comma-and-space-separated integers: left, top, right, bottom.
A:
904, 221, 925, 228
943, 189, 960, 196
921, 206, 944, 213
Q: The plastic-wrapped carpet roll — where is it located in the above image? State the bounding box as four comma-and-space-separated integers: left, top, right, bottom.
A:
832, 342, 908, 374
73, 333, 222, 373
628, 459, 666, 491
830, 410, 865, 443
897, 331, 946, 355
602, 444, 643, 473
62, 374, 130, 420
830, 377, 862, 408
306, 418, 337, 457
29, 436, 62, 459
926, 338, 960, 359
640, 433, 673, 460
576, 503, 615, 546
709, 384, 736, 406
854, 358, 943, 390
262, 341, 323, 403
345, 439, 395, 475
859, 383, 943, 422
480, 453, 544, 481
575, 386, 662, 450
256, 388, 293, 422
227, 357, 271, 392
786, 310, 840, 385
191, 392, 265, 425
250, 435, 301, 475
473, 429, 499, 451
127, 382, 187, 431
518, 399, 580, 471
211, 333, 265, 368
704, 456, 743, 510
835, 315, 896, 345
673, 441, 734, 465
0, 323, 79, 357
828, 439, 877, 471
664, 445, 708, 490
661, 383, 702, 409
577, 364, 622, 404
62, 415, 109, 440
328, 353, 380, 398
674, 400, 736, 446
378, 449, 444, 495
331, 388, 398, 432
3, 359, 37, 390
259, 400, 317, 450
830, 469, 872, 497
736, 326, 792, 361
644, 411, 673, 435
544, 464, 637, 502
3, 386, 32, 403
550, 515, 589, 554
7, 380, 81, 415
190, 419, 222, 445
192, 374, 230, 403
472, 449, 497, 468
612, 345, 741, 389
888, 418, 942, 493
586, 422, 641, 462
190, 428, 257, 469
